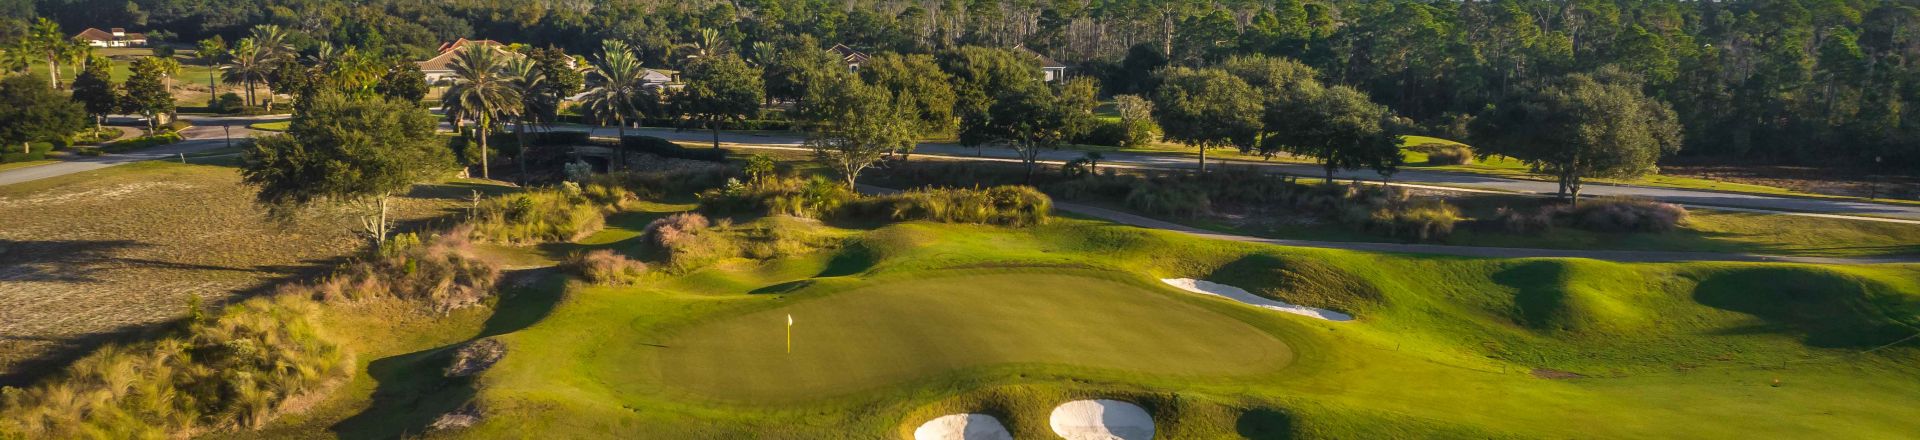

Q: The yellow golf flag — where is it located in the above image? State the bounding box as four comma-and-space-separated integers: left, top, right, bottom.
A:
785, 314, 793, 354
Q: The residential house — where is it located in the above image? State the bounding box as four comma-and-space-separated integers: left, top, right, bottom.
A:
75, 28, 147, 48
1015, 45, 1067, 82
417, 38, 508, 84
828, 44, 870, 72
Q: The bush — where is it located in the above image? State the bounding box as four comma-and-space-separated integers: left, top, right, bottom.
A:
1559, 197, 1689, 233
1073, 120, 1131, 147
528, 130, 592, 146
468, 189, 607, 244
101, 131, 185, 153
589, 165, 736, 199
0, 142, 52, 163
300, 228, 502, 311
645, 212, 737, 270
567, 249, 649, 285
1413, 143, 1473, 165
699, 176, 856, 219
0, 296, 350, 437
845, 185, 1053, 226
1493, 206, 1555, 235
212, 92, 245, 113
617, 135, 728, 162
737, 215, 835, 259
1124, 181, 1212, 217
1365, 197, 1462, 241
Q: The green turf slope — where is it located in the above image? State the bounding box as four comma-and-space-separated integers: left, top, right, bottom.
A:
272, 215, 1920, 439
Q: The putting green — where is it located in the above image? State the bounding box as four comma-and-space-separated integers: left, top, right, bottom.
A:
648, 273, 1292, 401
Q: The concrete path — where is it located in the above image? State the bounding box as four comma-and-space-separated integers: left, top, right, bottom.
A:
591, 125, 1920, 222
0, 115, 275, 187
856, 184, 1916, 264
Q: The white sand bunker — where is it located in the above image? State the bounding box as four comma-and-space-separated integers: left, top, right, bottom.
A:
1162, 278, 1355, 322
913, 413, 1013, 440
1049, 399, 1154, 440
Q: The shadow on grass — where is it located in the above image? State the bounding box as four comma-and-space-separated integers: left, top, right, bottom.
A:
331, 269, 568, 439
328, 344, 478, 439
1235, 407, 1296, 439
1691, 268, 1918, 349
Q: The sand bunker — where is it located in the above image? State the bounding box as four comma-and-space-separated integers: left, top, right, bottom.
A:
1162, 278, 1355, 322
1049, 399, 1154, 440
913, 413, 1013, 440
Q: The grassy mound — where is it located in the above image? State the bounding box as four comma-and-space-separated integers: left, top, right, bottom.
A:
649, 272, 1290, 401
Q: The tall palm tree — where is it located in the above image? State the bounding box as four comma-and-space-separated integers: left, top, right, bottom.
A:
504, 56, 546, 183
583, 40, 646, 140
247, 25, 294, 110
441, 44, 522, 180
196, 37, 227, 105
222, 38, 269, 106
26, 19, 67, 88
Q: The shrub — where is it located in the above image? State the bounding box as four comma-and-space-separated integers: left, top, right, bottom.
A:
737, 215, 834, 259
845, 185, 1053, 226
212, 92, 245, 113
617, 135, 727, 162
699, 176, 855, 219
0, 296, 350, 437
1493, 206, 1555, 235
1559, 197, 1688, 233
301, 228, 502, 311
645, 212, 737, 270
468, 189, 607, 244
1417, 143, 1473, 165
1073, 120, 1131, 147
101, 131, 184, 153
589, 165, 736, 199
1124, 181, 1212, 217
567, 249, 649, 285
1366, 197, 1462, 241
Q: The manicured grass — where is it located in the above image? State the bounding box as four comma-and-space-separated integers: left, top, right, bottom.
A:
249, 121, 289, 131
0, 159, 54, 172
651, 272, 1290, 401
367, 211, 1917, 438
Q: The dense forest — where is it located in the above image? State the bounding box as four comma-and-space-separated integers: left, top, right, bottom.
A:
8, 0, 1920, 169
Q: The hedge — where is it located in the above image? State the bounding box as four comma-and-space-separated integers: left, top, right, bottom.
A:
614, 135, 728, 162
102, 132, 185, 153
1, 142, 52, 163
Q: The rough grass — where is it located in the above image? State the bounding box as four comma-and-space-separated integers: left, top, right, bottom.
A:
0, 161, 508, 386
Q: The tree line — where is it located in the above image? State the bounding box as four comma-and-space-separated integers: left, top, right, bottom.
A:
8, 0, 1917, 171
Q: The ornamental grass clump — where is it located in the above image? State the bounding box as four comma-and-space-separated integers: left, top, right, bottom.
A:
468, 189, 606, 244
568, 249, 650, 285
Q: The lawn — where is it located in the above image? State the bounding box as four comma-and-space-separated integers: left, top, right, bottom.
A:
27, 54, 225, 106
220, 190, 1920, 439
650, 272, 1290, 401
249, 121, 289, 131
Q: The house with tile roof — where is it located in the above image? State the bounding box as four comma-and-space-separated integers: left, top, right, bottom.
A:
74, 28, 146, 48
417, 38, 508, 84
828, 44, 870, 72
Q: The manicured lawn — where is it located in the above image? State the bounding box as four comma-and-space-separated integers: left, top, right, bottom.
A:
249, 121, 289, 131
0, 159, 54, 172
650, 272, 1290, 401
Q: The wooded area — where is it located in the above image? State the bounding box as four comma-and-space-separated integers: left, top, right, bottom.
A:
7, 0, 1920, 171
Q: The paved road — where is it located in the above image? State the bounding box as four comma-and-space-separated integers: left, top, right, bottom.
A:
854, 184, 1916, 264
0, 115, 274, 187
597, 125, 1920, 222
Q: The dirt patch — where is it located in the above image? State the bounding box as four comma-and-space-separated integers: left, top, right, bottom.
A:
1530, 368, 1586, 380
447, 338, 507, 378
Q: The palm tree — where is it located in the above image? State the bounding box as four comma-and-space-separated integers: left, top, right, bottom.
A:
441, 44, 522, 180
196, 37, 227, 105
222, 38, 269, 107
504, 56, 546, 183
583, 40, 651, 168
26, 19, 68, 88
247, 25, 294, 110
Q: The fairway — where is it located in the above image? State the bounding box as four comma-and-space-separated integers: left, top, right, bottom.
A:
650, 273, 1292, 400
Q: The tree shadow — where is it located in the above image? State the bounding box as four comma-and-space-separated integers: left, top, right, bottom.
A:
328, 343, 478, 439
1235, 407, 1296, 439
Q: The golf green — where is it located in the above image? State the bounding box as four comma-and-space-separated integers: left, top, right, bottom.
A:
648, 273, 1293, 401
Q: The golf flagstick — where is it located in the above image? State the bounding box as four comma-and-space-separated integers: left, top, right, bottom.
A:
786, 314, 793, 354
